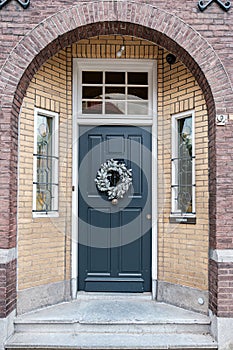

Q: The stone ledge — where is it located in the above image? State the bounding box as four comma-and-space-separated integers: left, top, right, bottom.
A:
209, 249, 233, 263
0, 248, 16, 264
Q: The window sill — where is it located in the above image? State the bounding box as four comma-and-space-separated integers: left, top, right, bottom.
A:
169, 215, 196, 224
32, 211, 59, 219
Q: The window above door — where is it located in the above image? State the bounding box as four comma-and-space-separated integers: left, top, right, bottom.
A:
74, 59, 156, 120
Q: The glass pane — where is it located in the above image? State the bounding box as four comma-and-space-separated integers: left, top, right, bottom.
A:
37, 156, 52, 184
35, 113, 58, 213
128, 72, 148, 85
82, 101, 103, 114
82, 86, 102, 99
105, 72, 125, 84
36, 185, 52, 212
37, 115, 52, 156
128, 87, 148, 100
105, 101, 125, 114
179, 117, 192, 157
177, 116, 193, 213
105, 87, 125, 100
127, 102, 148, 115
82, 71, 102, 84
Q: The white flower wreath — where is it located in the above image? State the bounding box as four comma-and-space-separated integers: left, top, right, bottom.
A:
95, 159, 133, 200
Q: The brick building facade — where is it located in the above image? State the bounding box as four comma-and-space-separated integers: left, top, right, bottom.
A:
0, 1, 233, 349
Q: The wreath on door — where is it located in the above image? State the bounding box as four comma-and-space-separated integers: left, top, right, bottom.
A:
95, 159, 132, 200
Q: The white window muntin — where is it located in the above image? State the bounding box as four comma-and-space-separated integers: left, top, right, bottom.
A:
76, 59, 155, 119
171, 110, 195, 216
33, 108, 59, 218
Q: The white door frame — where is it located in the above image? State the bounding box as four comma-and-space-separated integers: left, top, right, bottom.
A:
71, 59, 158, 298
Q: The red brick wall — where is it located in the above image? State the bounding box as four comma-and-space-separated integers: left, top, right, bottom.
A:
217, 262, 233, 317
0, 0, 233, 317
0, 260, 16, 317
209, 259, 218, 315
209, 259, 233, 317
0, 1, 233, 89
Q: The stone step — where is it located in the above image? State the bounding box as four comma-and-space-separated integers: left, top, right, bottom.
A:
14, 322, 211, 335
6, 332, 218, 350
13, 299, 211, 335
5, 299, 218, 350
14, 318, 211, 335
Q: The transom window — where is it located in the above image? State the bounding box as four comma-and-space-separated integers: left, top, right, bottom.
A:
82, 71, 148, 116
76, 60, 154, 119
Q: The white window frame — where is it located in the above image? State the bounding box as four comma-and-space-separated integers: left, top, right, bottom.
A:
75, 59, 154, 121
171, 110, 196, 218
33, 108, 59, 218
72, 59, 158, 299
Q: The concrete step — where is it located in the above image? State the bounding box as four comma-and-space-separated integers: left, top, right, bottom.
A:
13, 321, 211, 335
13, 299, 211, 334
6, 332, 217, 349
5, 298, 218, 350
15, 317, 210, 334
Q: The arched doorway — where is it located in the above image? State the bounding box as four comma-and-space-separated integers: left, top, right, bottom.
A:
14, 34, 208, 316
1, 0, 232, 321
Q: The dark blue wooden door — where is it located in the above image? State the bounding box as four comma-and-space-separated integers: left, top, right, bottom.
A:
78, 126, 151, 292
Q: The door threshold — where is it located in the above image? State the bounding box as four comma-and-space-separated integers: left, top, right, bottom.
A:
76, 291, 152, 300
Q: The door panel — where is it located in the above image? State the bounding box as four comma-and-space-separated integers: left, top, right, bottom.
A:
119, 208, 142, 273
87, 208, 111, 273
78, 126, 152, 292
128, 135, 143, 196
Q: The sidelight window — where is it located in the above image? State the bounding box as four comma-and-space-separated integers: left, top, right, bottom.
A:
171, 111, 195, 220
33, 108, 59, 217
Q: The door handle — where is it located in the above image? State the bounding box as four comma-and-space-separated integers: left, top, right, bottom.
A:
111, 198, 118, 205
146, 214, 152, 220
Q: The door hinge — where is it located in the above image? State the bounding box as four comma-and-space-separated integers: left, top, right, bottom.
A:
72, 185, 75, 192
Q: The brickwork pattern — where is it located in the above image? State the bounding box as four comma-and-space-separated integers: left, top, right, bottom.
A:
1, 2, 232, 266
72, 35, 158, 59
0, 0, 233, 317
157, 49, 209, 290
18, 36, 209, 297
209, 259, 233, 317
0, 0, 232, 95
17, 35, 157, 291
18, 49, 72, 290
217, 261, 233, 317
209, 259, 218, 314
0, 260, 16, 317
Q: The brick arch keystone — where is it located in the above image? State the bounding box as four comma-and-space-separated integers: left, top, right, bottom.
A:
0, 0, 232, 316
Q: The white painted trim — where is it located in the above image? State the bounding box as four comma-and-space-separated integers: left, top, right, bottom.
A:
210, 249, 233, 263
76, 58, 155, 119
72, 58, 158, 298
77, 118, 153, 126
152, 61, 158, 296
0, 248, 17, 264
17, 106, 22, 293
71, 59, 79, 299
33, 108, 59, 218
76, 58, 155, 68
171, 110, 196, 217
